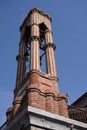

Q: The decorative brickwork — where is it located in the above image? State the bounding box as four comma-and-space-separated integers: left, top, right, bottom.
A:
6, 8, 68, 124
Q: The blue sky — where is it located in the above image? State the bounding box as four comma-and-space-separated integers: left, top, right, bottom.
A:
0, 0, 87, 125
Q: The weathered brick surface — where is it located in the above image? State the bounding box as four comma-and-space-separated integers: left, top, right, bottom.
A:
13, 96, 22, 116
7, 72, 68, 124
26, 71, 68, 117
6, 8, 69, 124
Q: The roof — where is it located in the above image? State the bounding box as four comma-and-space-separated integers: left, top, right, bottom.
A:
71, 92, 87, 106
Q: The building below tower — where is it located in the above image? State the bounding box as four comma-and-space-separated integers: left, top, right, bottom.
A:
69, 92, 87, 123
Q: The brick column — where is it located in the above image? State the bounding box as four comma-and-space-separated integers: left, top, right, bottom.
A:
16, 40, 27, 88
30, 24, 40, 71
16, 42, 22, 88
20, 40, 27, 82
45, 30, 57, 77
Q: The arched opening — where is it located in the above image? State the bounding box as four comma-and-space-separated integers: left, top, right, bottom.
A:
39, 22, 48, 73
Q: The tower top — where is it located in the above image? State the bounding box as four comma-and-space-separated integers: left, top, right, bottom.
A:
20, 8, 52, 31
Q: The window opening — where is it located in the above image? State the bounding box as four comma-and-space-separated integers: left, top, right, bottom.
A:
39, 23, 48, 73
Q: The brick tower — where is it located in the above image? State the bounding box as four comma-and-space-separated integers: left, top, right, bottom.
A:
6, 8, 68, 127
1, 8, 87, 130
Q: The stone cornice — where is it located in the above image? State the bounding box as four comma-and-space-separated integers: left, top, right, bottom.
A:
1, 107, 87, 130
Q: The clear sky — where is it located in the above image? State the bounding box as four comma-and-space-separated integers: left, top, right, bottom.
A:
0, 0, 87, 125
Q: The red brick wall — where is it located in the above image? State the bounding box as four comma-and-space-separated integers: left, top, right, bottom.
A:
10, 71, 68, 122
26, 71, 68, 117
